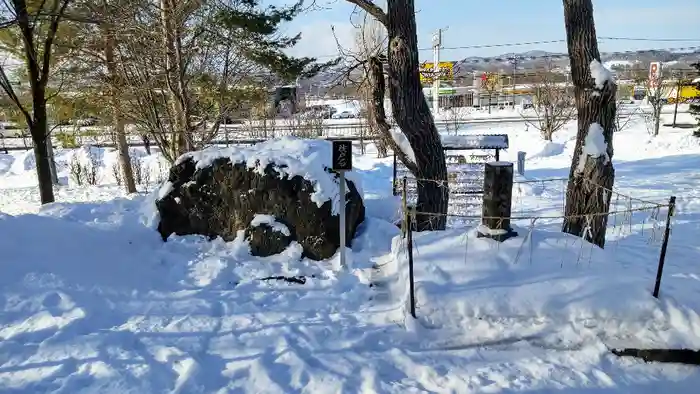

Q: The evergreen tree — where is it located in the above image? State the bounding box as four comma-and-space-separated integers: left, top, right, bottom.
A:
689, 62, 700, 137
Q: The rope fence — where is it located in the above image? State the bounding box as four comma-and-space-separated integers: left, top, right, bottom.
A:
397, 174, 677, 320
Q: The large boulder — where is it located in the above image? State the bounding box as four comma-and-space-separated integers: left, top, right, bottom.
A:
155, 137, 365, 260
245, 215, 293, 257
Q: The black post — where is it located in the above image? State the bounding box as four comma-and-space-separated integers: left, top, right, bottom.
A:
653, 196, 676, 298
401, 177, 408, 236
406, 205, 416, 319
495, 148, 500, 162
392, 151, 398, 195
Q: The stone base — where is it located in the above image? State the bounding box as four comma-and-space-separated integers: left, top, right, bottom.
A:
476, 225, 518, 242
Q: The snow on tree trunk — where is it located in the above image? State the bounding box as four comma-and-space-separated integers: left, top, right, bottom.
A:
386, 0, 448, 230
561, 0, 617, 248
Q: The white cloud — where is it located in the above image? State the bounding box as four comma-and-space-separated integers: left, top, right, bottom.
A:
285, 21, 356, 60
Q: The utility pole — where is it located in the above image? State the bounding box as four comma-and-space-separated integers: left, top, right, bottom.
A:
507, 55, 522, 109
432, 28, 441, 115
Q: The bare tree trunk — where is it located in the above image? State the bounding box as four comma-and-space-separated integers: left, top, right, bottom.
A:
363, 71, 389, 157
561, 0, 617, 248
654, 104, 662, 136
31, 104, 55, 203
368, 57, 414, 170
105, 29, 137, 193
46, 137, 59, 184
386, 0, 448, 230
160, 0, 190, 158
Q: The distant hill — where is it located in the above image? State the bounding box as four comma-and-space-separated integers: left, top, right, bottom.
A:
300, 48, 700, 94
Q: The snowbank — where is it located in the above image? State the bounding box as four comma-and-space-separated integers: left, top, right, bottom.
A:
407, 227, 700, 350
1, 112, 700, 392
530, 141, 566, 159
170, 137, 363, 215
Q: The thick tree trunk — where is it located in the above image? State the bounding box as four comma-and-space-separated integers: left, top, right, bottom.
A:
113, 108, 137, 193
386, 0, 448, 230
561, 0, 617, 248
368, 57, 413, 170
31, 105, 55, 204
104, 30, 137, 194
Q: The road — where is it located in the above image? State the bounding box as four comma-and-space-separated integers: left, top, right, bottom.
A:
0, 106, 687, 151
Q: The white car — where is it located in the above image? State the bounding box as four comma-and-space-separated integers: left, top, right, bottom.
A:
331, 109, 358, 119
0, 123, 27, 138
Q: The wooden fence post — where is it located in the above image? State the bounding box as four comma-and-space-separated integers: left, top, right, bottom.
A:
478, 161, 517, 242
653, 196, 676, 298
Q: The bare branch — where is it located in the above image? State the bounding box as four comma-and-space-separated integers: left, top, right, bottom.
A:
344, 0, 387, 27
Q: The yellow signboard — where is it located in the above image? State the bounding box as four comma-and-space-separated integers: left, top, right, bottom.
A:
419, 61, 454, 84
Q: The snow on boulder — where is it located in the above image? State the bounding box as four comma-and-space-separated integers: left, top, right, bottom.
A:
155, 137, 365, 260
245, 214, 293, 257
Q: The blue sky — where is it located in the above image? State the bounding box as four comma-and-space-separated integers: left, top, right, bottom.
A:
279, 0, 700, 61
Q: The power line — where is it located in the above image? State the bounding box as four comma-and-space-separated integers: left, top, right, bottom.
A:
313, 36, 700, 59
439, 39, 566, 52
601, 37, 700, 42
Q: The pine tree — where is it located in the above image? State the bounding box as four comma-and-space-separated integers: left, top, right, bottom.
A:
689, 62, 700, 137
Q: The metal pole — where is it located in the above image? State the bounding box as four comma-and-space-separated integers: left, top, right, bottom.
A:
653, 196, 676, 298
406, 196, 416, 319
511, 64, 516, 108
432, 29, 441, 115
401, 176, 408, 236
392, 151, 398, 195
517, 151, 526, 176
339, 171, 347, 269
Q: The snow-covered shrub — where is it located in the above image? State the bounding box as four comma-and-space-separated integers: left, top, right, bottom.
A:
68, 146, 101, 186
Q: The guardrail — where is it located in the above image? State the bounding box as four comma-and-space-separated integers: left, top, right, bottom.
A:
0, 109, 680, 152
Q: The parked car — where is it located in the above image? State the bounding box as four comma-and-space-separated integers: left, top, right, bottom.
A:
0, 122, 26, 138
223, 117, 244, 125
0, 129, 27, 138
73, 117, 99, 126
331, 109, 358, 119
301, 105, 336, 119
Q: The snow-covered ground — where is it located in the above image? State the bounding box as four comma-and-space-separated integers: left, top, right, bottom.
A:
1, 111, 700, 393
